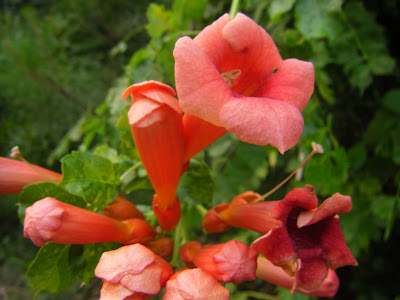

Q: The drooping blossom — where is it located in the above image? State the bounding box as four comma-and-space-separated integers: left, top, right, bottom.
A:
95, 243, 174, 300
180, 240, 258, 284
174, 13, 314, 153
202, 191, 281, 234
0, 157, 62, 194
251, 185, 357, 292
163, 268, 230, 300
103, 194, 145, 220
122, 81, 184, 230
24, 197, 155, 247
256, 256, 339, 297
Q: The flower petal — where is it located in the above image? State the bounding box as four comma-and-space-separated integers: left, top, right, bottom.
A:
193, 13, 232, 64
317, 217, 358, 269
219, 96, 304, 153
174, 36, 231, 126
221, 13, 282, 96
297, 193, 352, 228
269, 185, 318, 220
252, 227, 298, 276
95, 244, 155, 283
254, 59, 315, 111
294, 256, 329, 292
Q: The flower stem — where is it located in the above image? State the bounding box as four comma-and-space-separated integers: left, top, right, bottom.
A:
229, 0, 240, 18
255, 142, 324, 202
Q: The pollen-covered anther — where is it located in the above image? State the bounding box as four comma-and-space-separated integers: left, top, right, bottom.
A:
221, 69, 241, 87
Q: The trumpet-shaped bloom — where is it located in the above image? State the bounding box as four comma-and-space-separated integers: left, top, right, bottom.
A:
202, 191, 281, 234
0, 157, 62, 194
251, 185, 357, 292
187, 240, 258, 284
256, 256, 339, 297
24, 197, 155, 247
163, 268, 230, 300
174, 13, 314, 153
95, 243, 174, 300
122, 81, 184, 214
123, 81, 185, 231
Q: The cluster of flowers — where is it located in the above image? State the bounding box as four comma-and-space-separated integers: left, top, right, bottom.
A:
0, 13, 357, 299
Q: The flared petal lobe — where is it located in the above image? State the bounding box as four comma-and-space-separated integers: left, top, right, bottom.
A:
123, 81, 184, 213
174, 13, 314, 153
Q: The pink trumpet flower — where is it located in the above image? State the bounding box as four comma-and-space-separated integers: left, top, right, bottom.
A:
251, 185, 357, 293
163, 268, 230, 300
122, 81, 184, 230
24, 197, 156, 247
174, 13, 314, 153
256, 256, 339, 297
95, 243, 174, 300
0, 157, 62, 194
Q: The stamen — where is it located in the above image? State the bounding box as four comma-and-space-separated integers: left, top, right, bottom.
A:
254, 142, 324, 202
221, 69, 241, 87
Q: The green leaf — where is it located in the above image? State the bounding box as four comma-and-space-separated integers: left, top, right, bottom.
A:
60, 151, 120, 211
120, 162, 153, 194
303, 147, 349, 195
27, 243, 73, 293
268, 0, 296, 22
343, 2, 395, 76
173, 0, 208, 22
213, 139, 268, 201
146, 4, 172, 40
74, 243, 120, 284
383, 89, 400, 115
295, 0, 343, 40
18, 182, 86, 222
178, 158, 215, 205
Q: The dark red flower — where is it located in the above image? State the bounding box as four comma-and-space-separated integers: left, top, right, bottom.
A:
251, 185, 357, 292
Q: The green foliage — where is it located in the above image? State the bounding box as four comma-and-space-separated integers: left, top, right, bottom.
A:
60, 151, 120, 210
177, 158, 215, 205
1, 0, 399, 299
27, 244, 73, 293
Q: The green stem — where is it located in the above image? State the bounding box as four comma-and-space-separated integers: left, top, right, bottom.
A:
195, 204, 208, 218
229, 0, 240, 18
170, 211, 187, 268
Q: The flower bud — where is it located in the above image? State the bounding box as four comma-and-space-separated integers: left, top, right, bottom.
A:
24, 197, 155, 247
0, 157, 62, 194
103, 194, 144, 220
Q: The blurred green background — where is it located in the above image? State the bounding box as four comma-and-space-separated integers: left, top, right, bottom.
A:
0, 0, 399, 299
